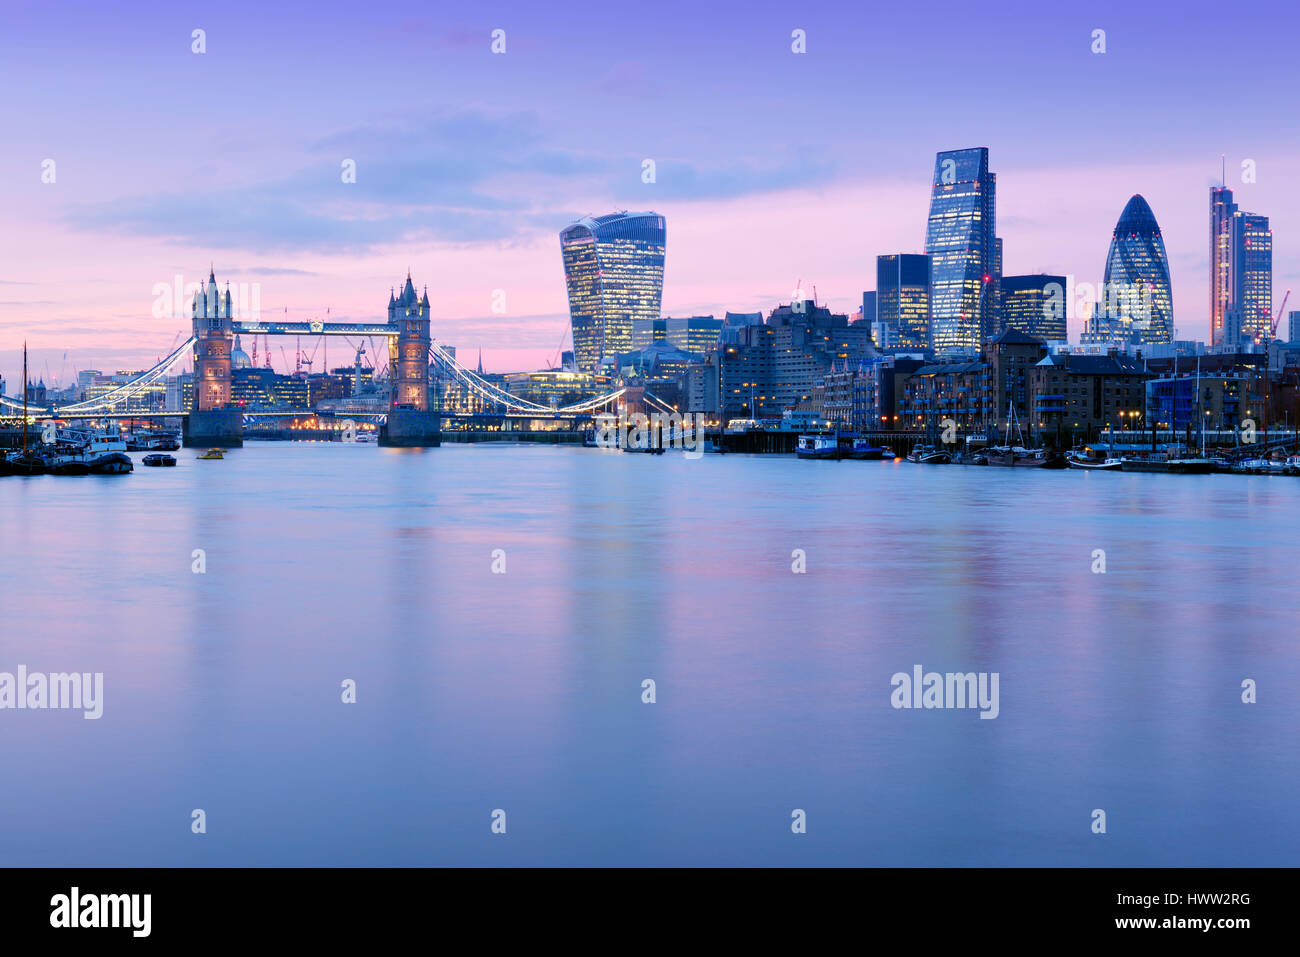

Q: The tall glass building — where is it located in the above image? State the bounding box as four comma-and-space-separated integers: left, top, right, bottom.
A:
1210, 186, 1237, 346
1230, 212, 1272, 344
925, 147, 997, 354
1209, 187, 1273, 345
1001, 274, 1067, 341
876, 254, 931, 349
1098, 194, 1173, 345
560, 212, 666, 374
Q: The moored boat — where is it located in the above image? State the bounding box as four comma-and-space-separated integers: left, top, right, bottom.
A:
49, 447, 92, 475
844, 436, 885, 460
1166, 457, 1215, 474
72, 430, 134, 474
1123, 452, 1215, 474
985, 445, 1049, 467
1066, 450, 1123, 471
142, 453, 177, 467
906, 444, 951, 464
198, 448, 225, 460
3, 451, 48, 476
1231, 457, 1286, 475
797, 433, 842, 460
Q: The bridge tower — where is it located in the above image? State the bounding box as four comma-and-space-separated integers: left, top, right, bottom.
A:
380, 272, 440, 447
183, 267, 243, 447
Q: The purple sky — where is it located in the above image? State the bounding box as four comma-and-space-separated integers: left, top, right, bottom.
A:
1, 0, 1297, 385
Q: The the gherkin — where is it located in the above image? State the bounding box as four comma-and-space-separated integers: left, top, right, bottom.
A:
1100, 195, 1173, 345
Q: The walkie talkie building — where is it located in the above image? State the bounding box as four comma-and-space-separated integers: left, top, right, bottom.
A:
560, 212, 666, 374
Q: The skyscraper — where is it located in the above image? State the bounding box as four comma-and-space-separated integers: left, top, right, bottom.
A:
1000, 274, 1067, 341
876, 254, 931, 350
1096, 194, 1173, 345
925, 147, 997, 354
1230, 212, 1272, 344
1210, 187, 1273, 346
1210, 187, 1237, 345
991, 236, 1004, 340
560, 212, 666, 374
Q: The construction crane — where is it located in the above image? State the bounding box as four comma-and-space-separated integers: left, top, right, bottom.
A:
301, 335, 323, 375
1269, 288, 1292, 340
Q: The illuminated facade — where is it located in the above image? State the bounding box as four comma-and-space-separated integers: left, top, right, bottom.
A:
1231, 212, 1272, 344
504, 370, 608, 408
85, 371, 167, 412
631, 316, 720, 354
387, 273, 431, 411
561, 212, 666, 373
876, 254, 931, 350
191, 267, 234, 412
925, 148, 997, 354
231, 368, 310, 409
1210, 187, 1236, 346
718, 302, 872, 418
1099, 195, 1173, 345
1211, 188, 1273, 346
666, 316, 722, 354
1000, 274, 1067, 341
632, 319, 667, 349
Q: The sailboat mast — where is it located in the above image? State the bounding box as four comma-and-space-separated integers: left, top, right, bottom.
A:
21, 342, 28, 454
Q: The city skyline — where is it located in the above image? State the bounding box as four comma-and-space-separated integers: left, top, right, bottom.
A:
2, 0, 1298, 384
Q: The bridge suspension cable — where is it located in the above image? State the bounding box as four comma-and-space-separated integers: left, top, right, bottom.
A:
428, 342, 627, 415
641, 391, 678, 415
1, 335, 196, 417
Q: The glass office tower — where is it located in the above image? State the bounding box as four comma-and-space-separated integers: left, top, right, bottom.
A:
1210, 187, 1237, 346
876, 254, 931, 350
1001, 274, 1068, 341
560, 212, 666, 374
1231, 212, 1272, 344
1100, 194, 1173, 345
925, 147, 997, 354
1209, 187, 1272, 345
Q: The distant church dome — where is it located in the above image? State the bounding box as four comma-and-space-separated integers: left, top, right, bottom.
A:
231, 335, 252, 370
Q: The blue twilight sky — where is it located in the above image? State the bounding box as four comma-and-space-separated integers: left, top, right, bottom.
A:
0, 0, 1297, 382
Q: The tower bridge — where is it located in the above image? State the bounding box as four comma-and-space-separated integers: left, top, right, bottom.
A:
1, 268, 634, 443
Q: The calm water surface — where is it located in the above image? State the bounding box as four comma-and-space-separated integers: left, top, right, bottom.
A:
1, 442, 1296, 866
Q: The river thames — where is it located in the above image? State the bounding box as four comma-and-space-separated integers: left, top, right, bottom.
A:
0, 442, 1295, 866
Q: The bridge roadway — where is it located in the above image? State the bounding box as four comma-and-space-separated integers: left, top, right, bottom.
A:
4, 409, 604, 427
